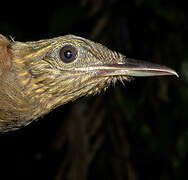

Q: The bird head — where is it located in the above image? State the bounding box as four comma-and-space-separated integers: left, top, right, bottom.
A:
0, 34, 178, 131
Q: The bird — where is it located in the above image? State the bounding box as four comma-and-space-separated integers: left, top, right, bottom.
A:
0, 34, 178, 132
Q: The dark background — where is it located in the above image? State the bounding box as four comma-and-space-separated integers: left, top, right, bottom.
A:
0, 0, 186, 179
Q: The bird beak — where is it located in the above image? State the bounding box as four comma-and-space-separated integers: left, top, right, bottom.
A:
96, 58, 178, 77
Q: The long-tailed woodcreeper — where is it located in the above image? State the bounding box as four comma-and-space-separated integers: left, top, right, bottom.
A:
0, 34, 178, 132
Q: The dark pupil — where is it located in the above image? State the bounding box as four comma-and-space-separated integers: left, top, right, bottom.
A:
59, 45, 77, 63
64, 50, 72, 59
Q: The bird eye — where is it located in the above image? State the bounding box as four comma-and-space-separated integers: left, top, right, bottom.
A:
59, 45, 77, 63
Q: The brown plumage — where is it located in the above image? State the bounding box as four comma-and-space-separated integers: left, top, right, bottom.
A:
0, 34, 177, 132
